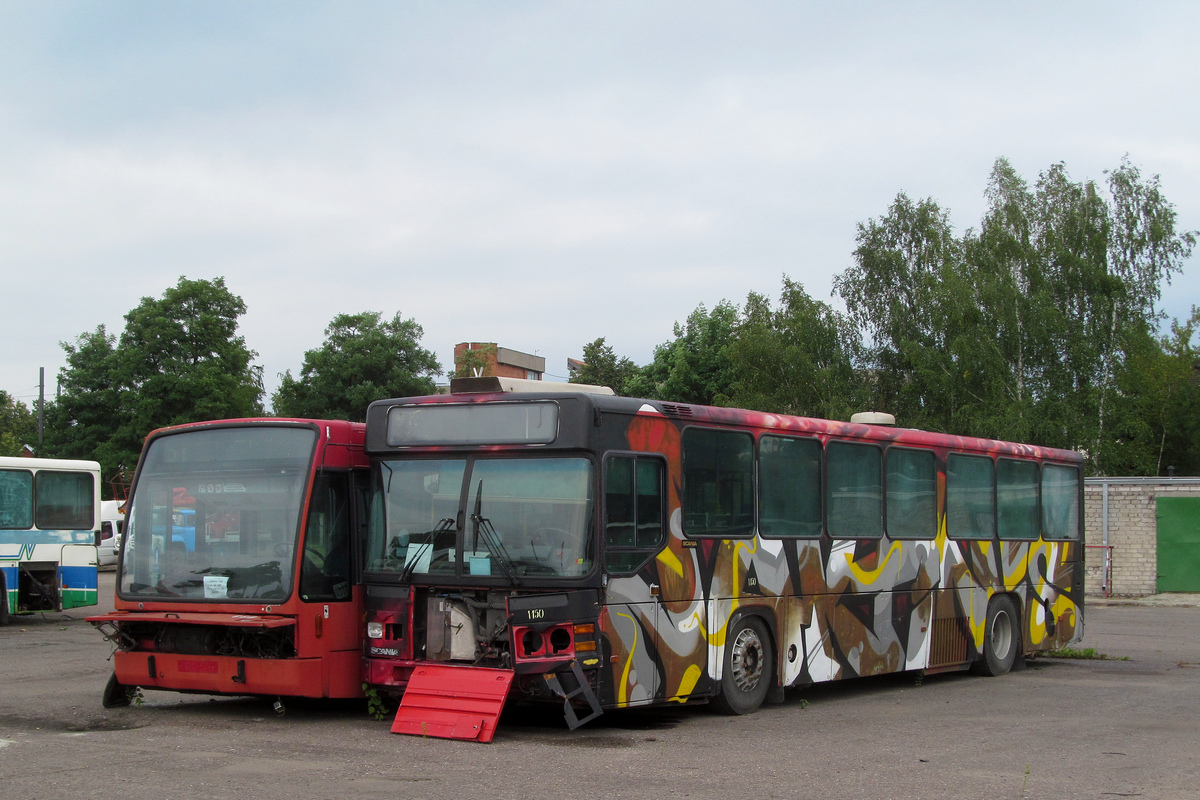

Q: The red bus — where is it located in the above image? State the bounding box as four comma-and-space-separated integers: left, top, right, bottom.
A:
89, 418, 369, 707
360, 378, 1084, 739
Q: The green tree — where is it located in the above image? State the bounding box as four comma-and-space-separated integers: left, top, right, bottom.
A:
569, 338, 641, 395
1008, 159, 1193, 470
1118, 308, 1200, 476
954, 158, 1058, 443
116, 277, 264, 454
835, 157, 1196, 474
726, 277, 868, 420
834, 193, 964, 431
0, 390, 36, 456
626, 301, 739, 405
450, 343, 497, 379
43, 325, 125, 469
45, 277, 264, 481
272, 311, 441, 421
1092, 160, 1195, 467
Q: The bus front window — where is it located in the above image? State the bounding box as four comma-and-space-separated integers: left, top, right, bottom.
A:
465, 459, 593, 579
368, 457, 594, 580
119, 426, 318, 601
367, 460, 466, 576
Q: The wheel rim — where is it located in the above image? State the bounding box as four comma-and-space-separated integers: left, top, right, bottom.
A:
730, 626, 765, 693
990, 608, 1013, 660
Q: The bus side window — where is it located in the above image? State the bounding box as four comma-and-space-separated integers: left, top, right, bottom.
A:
998, 459, 1039, 540
682, 428, 755, 538
1042, 465, 1080, 540
886, 447, 936, 539
34, 470, 94, 530
300, 472, 352, 602
947, 453, 995, 539
0, 469, 33, 529
759, 435, 822, 538
827, 441, 882, 539
604, 456, 665, 574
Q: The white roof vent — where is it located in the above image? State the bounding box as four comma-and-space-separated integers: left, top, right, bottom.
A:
449, 376, 615, 395
850, 411, 896, 426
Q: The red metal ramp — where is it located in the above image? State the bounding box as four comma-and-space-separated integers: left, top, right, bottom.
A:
390, 664, 514, 743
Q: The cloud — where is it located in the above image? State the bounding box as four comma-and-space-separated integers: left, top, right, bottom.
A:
2, 1, 1198, 406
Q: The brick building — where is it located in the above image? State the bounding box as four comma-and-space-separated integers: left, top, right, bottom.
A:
1084, 477, 1200, 597
452, 343, 545, 381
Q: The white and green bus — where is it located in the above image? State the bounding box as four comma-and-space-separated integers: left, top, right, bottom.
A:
0, 456, 101, 622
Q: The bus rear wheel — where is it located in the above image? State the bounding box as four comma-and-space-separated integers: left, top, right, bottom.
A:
0, 572, 8, 625
711, 616, 772, 715
974, 595, 1019, 677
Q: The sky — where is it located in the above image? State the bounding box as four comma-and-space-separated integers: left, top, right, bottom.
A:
3, 2, 1199, 409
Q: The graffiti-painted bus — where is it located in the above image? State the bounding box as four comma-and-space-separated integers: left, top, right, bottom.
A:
360, 378, 1084, 740
0, 456, 100, 622
89, 419, 370, 707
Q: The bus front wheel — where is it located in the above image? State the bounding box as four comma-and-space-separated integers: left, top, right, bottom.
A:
711, 616, 772, 715
974, 595, 1019, 677
102, 672, 132, 708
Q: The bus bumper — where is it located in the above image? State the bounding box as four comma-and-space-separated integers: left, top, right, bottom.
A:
113, 649, 363, 698
363, 654, 418, 691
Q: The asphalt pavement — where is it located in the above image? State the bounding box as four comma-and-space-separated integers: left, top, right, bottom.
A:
3, 571, 1197, 800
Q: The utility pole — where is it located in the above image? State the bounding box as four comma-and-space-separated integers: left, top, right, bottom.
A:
38, 367, 44, 449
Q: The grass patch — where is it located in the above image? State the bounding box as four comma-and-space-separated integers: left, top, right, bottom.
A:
1044, 647, 1129, 661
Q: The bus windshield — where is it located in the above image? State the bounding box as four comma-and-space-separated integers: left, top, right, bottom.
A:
367, 457, 594, 580
119, 426, 318, 601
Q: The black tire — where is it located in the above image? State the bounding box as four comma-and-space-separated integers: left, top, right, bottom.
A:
102, 671, 131, 708
711, 616, 773, 715
974, 595, 1019, 677
0, 572, 8, 626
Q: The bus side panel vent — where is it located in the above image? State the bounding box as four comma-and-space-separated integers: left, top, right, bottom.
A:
660, 404, 693, 418
929, 614, 969, 667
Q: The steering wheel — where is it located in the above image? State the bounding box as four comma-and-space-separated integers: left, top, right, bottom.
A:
511, 559, 558, 576
533, 527, 572, 544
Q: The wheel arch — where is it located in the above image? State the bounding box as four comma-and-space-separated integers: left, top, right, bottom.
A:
724, 605, 781, 687
990, 589, 1027, 657
972, 590, 1022, 676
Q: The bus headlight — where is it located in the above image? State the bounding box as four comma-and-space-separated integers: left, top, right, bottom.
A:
366, 622, 385, 639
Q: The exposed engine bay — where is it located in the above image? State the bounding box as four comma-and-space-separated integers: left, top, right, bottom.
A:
93, 619, 296, 660
419, 589, 513, 666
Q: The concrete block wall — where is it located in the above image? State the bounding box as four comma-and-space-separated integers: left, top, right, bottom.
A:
1084, 479, 1200, 597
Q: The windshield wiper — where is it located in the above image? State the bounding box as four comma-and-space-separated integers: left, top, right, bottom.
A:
469, 480, 521, 586
399, 517, 455, 582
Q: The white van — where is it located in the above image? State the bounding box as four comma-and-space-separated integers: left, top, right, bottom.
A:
98, 500, 125, 567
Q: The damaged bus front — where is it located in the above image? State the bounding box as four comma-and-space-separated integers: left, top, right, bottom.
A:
362, 381, 613, 735
89, 419, 369, 706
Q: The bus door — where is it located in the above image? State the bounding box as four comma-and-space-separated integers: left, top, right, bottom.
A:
601, 579, 660, 706
58, 543, 99, 609
297, 471, 360, 696
600, 454, 672, 706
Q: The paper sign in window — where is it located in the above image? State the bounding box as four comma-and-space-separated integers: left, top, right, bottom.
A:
406, 542, 433, 574
203, 575, 229, 599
